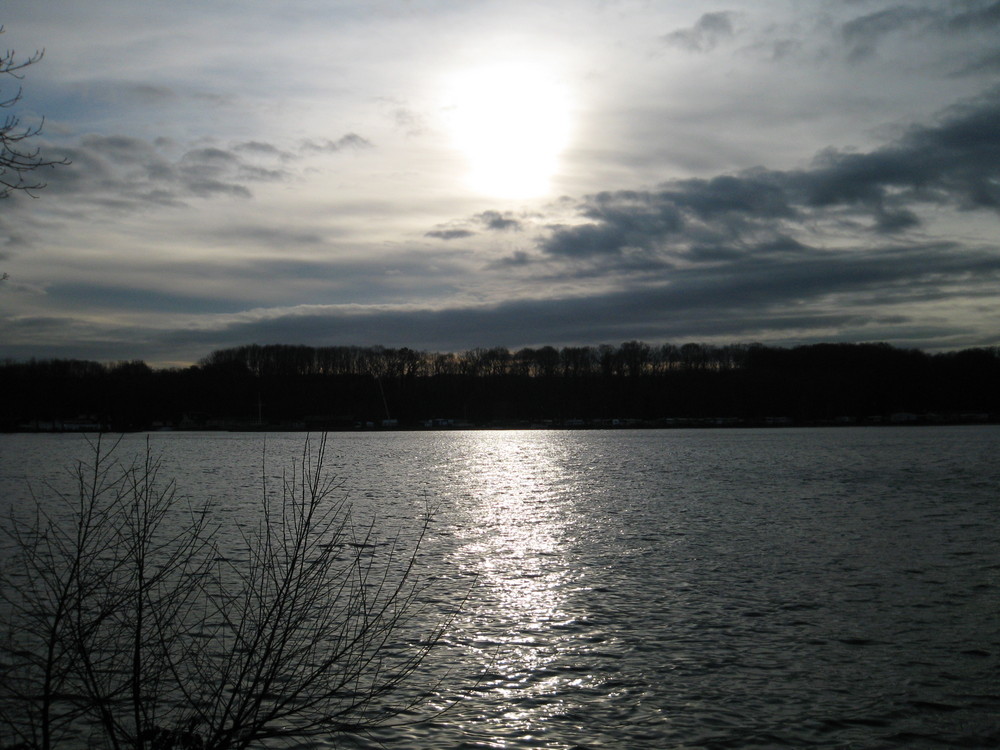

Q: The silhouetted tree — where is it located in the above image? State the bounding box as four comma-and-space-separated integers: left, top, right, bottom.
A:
560, 346, 595, 378
1, 25, 64, 200
619, 340, 651, 378
0, 436, 456, 749
3, 341, 999, 429
679, 342, 707, 370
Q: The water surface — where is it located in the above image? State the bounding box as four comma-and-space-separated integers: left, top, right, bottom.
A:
1, 427, 997, 748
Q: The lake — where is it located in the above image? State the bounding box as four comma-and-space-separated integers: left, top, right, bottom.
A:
1, 426, 998, 748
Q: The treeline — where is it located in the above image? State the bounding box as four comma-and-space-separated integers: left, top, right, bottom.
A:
2, 341, 999, 431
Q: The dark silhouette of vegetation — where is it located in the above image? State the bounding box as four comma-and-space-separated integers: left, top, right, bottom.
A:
1, 341, 998, 431
1, 25, 65, 200
0, 435, 454, 749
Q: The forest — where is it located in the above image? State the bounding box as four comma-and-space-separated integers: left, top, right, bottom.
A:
2, 341, 998, 431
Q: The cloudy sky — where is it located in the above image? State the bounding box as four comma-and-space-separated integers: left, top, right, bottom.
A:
2, 0, 999, 366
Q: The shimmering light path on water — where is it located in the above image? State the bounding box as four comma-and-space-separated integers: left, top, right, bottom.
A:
1, 427, 998, 748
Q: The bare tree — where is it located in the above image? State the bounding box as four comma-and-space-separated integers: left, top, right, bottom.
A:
1, 25, 65, 199
0, 435, 457, 750
0, 435, 205, 749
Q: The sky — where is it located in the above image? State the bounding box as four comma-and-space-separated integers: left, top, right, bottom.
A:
1, 0, 999, 367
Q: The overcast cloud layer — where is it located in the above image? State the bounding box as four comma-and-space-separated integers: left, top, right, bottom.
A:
2, 0, 999, 366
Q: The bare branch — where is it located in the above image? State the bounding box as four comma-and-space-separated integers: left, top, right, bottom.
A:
0, 25, 67, 200
0, 434, 462, 749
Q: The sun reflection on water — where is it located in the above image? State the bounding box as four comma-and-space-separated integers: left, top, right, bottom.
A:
444, 432, 609, 742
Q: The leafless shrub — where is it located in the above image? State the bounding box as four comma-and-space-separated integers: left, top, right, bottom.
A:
0, 434, 454, 750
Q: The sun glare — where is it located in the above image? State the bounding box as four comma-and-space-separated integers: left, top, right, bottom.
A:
443, 62, 572, 199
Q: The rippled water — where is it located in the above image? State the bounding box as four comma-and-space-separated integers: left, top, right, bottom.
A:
2, 426, 998, 748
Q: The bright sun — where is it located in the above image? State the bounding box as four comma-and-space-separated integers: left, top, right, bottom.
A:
443, 62, 572, 199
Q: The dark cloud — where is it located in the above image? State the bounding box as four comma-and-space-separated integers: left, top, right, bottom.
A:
31, 129, 373, 214
951, 49, 1000, 77
182, 179, 252, 199
139, 237, 1000, 357
234, 140, 290, 158
654, 241, 1000, 312
179, 147, 285, 186
836, 2, 1000, 63
125, 83, 178, 104
0, 216, 30, 258
36, 138, 171, 204
44, 283, 249, 314
799, 93, 1000, 210
495, 250, 532, 267
761, 38, 803, 62
426, 229, 474, 240
6, 229, 998, 363
873, 207, 921, 233
0, 307, 968, 366
0, 313, 188, 364
178, 147, 257, 198
543, 190, 683, 258
537, 91, 1000, 265
841, 6, 934, 61
475, 210, 522, 231
662, 175, 795, 220
208, 225, 325, 247
25, 134, 328, 211
662, 12, 735, 52
543, 218, 671, 259
300, 133, 372, 153
943, 1, 1000, 33
36, 140, 196, 205
69, 80, 179, 107
181, 147, 237, 166
81, 134, 164, 165
425, 211, 522, 242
